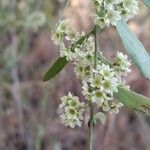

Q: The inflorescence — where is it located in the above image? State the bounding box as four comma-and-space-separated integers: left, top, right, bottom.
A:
52, 0, 139, 128
92, 0, 139, 28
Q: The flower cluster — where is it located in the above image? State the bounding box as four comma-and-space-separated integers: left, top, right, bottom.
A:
58, 92, 85, 128
51, 19, 80, 61
74, 36, 95, 80
92, 0, 139, 28
82, 53, 131, 114
52, 19, 132, 127
82, 64, 118, 104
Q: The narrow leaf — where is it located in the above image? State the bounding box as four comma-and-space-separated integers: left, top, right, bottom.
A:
144, 0, 150, 8
43, 57, 68, 81
94, 112, 106, 125
116, 87, 150, 115
116, 19, 150, 80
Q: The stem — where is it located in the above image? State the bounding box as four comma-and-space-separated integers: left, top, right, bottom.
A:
94, 26, 98, 69
88, 26, 98, 150
98, 52, 113, 66
88, 102, 94, 150
71, 26, 96, 52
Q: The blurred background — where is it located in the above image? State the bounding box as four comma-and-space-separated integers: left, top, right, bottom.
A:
0, 0, 150, 149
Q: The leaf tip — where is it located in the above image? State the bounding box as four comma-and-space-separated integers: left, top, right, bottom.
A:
42, 73, 49, 82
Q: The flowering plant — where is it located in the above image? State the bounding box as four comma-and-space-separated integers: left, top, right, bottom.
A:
44, 0, 150, 149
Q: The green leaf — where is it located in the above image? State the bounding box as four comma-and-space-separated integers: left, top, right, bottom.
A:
116, 19, 150, 80
94, 112, 106, 125
144, 0, 150, 8
43, 57, 68, 81
116, 87, 150, 115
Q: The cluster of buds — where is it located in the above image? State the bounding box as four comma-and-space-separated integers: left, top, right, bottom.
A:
92, 0, 139, 28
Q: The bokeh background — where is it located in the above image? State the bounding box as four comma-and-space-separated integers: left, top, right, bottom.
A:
0, 0, 150, 150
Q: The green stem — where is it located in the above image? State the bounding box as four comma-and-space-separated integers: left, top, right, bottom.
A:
98, 52, 113, 66
94, 26, 98, 69
88, 26, 98, 150
71, 26, 96, 52
88, 102, 94, 150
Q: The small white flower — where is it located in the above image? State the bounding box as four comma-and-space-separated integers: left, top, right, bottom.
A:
123, 0, 139, 14
51, 31, 64, 45
107, 9, 121, 26
89, 74, 102, 88
94, 14, 107, 29
99, 64, 115, 79
102, 101, 123, 114
65, 107, 78, 119
113, 52, 131, 76
110, 102, 124, 114
92, 0, 103, 10
74, 62, 92, 80
105, 92, 114, 101
92, 90, 106, 106
101, 78, 118, 93
57, 19, 71, 34
82, 81, 93, 101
